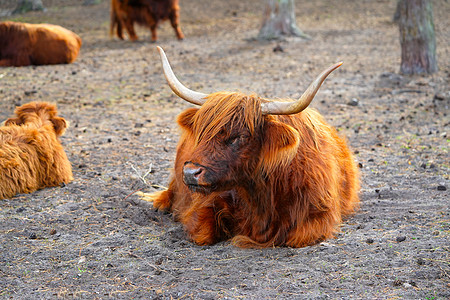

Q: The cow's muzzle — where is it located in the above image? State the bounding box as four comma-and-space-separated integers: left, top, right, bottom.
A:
183, 162, 206, 187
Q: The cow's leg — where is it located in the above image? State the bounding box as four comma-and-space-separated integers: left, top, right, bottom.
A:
150, 24, 158, 42
0, 59, 13, 66
169, 12, 184, 40
139, 190, 172, 211
180, 193, 234, 245
182, 205, 218, 245
286, 211, 340, 247
0, 53, 30, 67
124, 20, 138, 41
117, 21, 124, 40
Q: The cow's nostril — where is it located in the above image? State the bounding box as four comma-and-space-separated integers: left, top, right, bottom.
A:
183, 164, 204, 185
185, 167, 202, 178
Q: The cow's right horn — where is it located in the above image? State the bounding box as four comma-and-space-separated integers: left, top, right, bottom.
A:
261, 62, 343, 115
157, 46, 208, 106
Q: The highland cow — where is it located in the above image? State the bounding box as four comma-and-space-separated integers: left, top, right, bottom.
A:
0, 102, 73, 199
141, 47, 359, 248
0, 21, 82, 67
110, 0, 184, 42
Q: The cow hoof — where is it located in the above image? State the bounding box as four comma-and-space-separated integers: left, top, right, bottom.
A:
137, 190, 170, 211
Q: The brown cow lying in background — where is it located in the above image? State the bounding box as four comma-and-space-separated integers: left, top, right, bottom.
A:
0, 21, 82, 67
0, 102, 73, 200
110, 0, 184, 42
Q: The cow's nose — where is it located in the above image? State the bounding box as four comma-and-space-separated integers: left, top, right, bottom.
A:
183, 164, 203, 185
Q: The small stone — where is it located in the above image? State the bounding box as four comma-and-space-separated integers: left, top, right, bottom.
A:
396, 236, 406, 242
409, 280, 417, 287
24, 90, 37, 96
273, 45, 284, 52
78, 256, 86, 264
434, 93, 445, 101
366, 238, 374, 244
393, 279, 403, 286
50, 229, 57, 235
347, 98, 359, 106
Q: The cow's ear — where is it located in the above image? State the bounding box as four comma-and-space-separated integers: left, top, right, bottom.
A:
177, 108, 198, 131
259, 119, 300, 174
51, 117, 68, 136
4, 117, 22, 126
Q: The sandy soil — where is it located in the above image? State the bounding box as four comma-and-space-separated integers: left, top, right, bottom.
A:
0, 0, 449, 298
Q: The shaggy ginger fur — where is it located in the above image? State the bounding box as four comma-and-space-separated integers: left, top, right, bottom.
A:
110, 0, 184, 42
0, 102, 73, 199
0, 21, 82, 67
141, 92, 360, 248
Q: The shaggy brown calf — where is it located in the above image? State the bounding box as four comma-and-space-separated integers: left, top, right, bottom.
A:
140, 47, 359, 248
0, 102, 73, 200
110, 0, 184, 42
0, 21, 82, 67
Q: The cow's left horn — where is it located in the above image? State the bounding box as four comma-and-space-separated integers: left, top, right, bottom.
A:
261, 62, 343, 115
157, 46, 208, 106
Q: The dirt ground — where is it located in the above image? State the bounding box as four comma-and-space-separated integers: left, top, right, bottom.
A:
0, 0, 449, 298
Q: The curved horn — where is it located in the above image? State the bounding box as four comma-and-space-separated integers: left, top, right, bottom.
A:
261, 62, 343, 115
157, 46, 208, 106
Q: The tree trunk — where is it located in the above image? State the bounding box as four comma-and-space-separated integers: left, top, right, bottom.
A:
83, 0, 102, 5
12, 0, 45, 14
398, 0, 437, 74
258, 0, 310, 40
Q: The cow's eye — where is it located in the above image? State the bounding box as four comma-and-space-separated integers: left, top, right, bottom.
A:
226, 136, 239, 146
226, 134, 249, 148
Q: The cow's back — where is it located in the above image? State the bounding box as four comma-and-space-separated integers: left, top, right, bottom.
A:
31, 23, 82, 65
0, 22, 31, 66
0, 126, 42, 199
0, 21, 82, 67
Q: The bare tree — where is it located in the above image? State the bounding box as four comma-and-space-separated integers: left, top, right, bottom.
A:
13, 0, 45, 14
397, 0, 437, 74
83, 0, 102, 5
258, 0, 310, 40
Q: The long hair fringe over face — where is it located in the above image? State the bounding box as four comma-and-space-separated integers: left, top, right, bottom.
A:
191, 92, 263, 146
